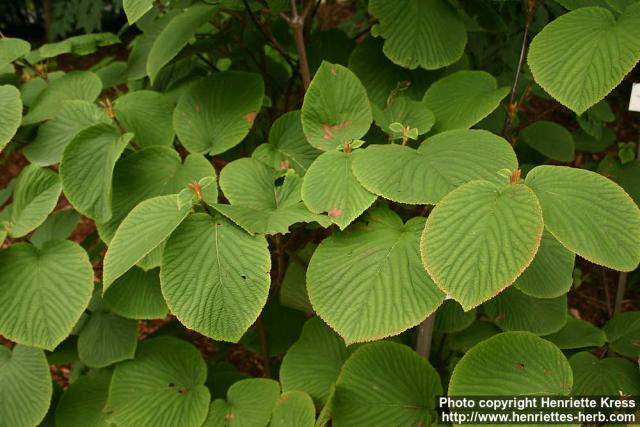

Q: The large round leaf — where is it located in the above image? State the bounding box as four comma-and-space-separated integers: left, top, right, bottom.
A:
22, 71, 102, 125
215, 158, 329, 235
422, 70, 509, 132
0, 345, 51, 427
525, 165, 640, 271
252, 110, 320, 176
280, 317, 352, 405
520, 121, 575, 162
161, 213, 271, 342
352, 129, 518, 204
55, 370, 112, 427
483, 287, 568, 335
421, 180, 543, 310
0, 241, 93, 350
24, 100, 111, 166
7, 164, 61, 238
528, 4, 640, 114
60, 124, 133, 222
308, 208, 444, 343
603, 311, 640, 357
103, 194, 192, 289
569, 352, 640, 395
77, 309, 138, 368
449, 332, 573, 396
301, 62, 372, 151
114, 90, 175, 147
301, 150, 376, 230
108, 337, 210, 427
333, 341, 442, 426
173, 71, 264, 155
514, 229, 575, 298
543, 317, 607, 349
104, 267, 168, 319
368, 0, 466, 70
203, 378, 280, 427
0, 85, 22, 153
98, 147, 214, 242
271, 391, 315, 427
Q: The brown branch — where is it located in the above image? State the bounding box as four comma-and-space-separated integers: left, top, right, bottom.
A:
416, 313, 436, 359
281, 0, 316, 91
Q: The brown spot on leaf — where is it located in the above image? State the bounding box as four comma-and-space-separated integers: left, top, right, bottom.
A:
244, 112, 257, 124
224, 413, 235, 420
195, 102, 201, 113
321, 121, 352, 139
278, 159, 290, 170
330, 66, 337, 76
328, 207, 343, 218
516, 362, 525, 369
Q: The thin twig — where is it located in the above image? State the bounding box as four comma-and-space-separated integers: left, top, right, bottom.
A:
502, 0, 537, 138
416, 313, 436, 359
281, 0, 315, 90
242, 0, 297, 69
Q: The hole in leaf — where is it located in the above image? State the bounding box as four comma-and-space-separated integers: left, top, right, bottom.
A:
274, 176, 285, 187
168, 383, 175, 387
241, 274, 247, 280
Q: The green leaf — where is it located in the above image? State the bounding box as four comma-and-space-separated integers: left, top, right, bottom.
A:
520, 121, 575, 161
280, 317, 352, 406
8, 165, 61, 238
203, 378, 280, 427
603, 311, 640, 357
373, 96, 435, 136
0, 38, 30, 68
78, 309, 138, 368
368, 0, 466, 70
569, 352, 640, 395
483, 287, 567, 335
352, 129, 518, 204
333, 341, 442, 427
55, 370, 112, 427
127, 11, 177, 80
301, 62, 372, 151
422, 70, 509, 132
124, 0, 154, 24
0, 345, 52, 427
434, 300, 476, 333
147, 3, 217, 81
574, 127, 616, 153
24, 100, 111, 166
103, 194, 192, 289
98, 147, 214, 242
271, 391, 316, 427
104, 267, 169, 320
174, 72, 264, 154
513, 230, 576, 298
161, 213, 271, 342
0, 241, 93, 350
528, 4, 640, 114
26, 34, 120, 63
22, 71, 102, 125
60, 124, 133, 222
30, 208, 80, 248
252, 111, 320, 175
449, 332, 573, 396
215, 158, 329, 234
114, 90, 175, 147
279, 244, 314, 313
108, 337, 210, 427
543, 317, 607, 349
525, 165, 640, 271
308, 208, 444, 343
348, 37, 433, 108
301, 150, 376, 230
422, 180, 544, 310
0, 85, 22, 153
448, 321, 501, 352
